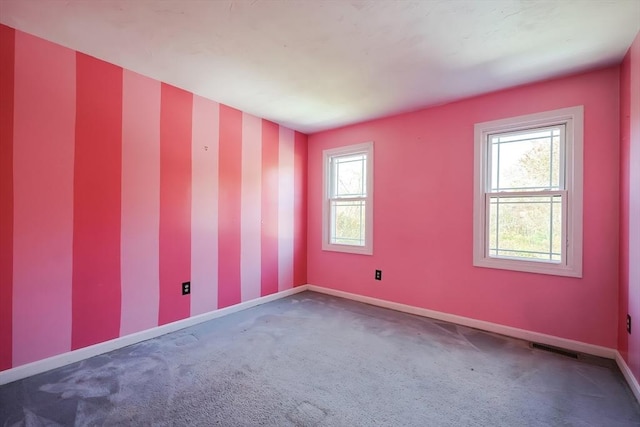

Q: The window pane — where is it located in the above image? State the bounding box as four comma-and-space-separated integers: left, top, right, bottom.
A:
489, 200, 498, 257
333, 154, 366, 197
551, 130, 561, 189
551, 199, 562, 262
330, 200, 365, 246
490, 126, 563, 191
488, 195, 562, 262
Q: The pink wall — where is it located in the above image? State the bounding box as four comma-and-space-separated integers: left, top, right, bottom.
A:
619, 32, 640, 385
308, 67, 621, 348
12, 29, 76, 365
0, 25, 307, 371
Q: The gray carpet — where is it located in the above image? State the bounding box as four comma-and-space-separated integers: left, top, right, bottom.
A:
1, 291, 639, 426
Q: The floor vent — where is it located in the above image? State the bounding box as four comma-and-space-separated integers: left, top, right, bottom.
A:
531, 343, 579, 359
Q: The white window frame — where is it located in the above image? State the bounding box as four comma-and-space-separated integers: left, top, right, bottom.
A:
473, 106, 583, 277
322, 142, 373, 255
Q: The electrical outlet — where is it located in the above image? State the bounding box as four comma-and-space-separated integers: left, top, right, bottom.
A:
627, 314, 632, 334
375, 270, 382, 280
182, 281, 191, 295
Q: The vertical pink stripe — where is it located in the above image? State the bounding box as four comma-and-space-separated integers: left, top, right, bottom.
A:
218, 105, 243, 308
120, 70, 161, 335
293, 131, 308, 286
261, 121, 280, 297
241, 113, 262, 302
159, 84, 192, 325
191, 96, 220, 315
12, 32, 75, 365
0, 24, 15, 370
73, 54, 123, 350
278, 127, 295, 291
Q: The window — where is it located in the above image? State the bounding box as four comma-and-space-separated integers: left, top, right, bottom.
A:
473, 106, 583, 277
322, 142, 373, 255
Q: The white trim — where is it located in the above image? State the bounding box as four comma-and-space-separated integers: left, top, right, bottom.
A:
616, 351, 640, 403
0, 286, 307, 385
473, 106, 583, 277
306, 285, 615, 359
322, 141, 374, 255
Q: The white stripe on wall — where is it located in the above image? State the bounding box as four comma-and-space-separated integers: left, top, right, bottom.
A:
120, 70, 161, 335
191, 96, 220, 315
278, 127, 295, 291
240, 113, 262, 302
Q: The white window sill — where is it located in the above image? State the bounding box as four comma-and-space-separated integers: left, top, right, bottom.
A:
322, 243, 373, 255
473, 257, 582, 278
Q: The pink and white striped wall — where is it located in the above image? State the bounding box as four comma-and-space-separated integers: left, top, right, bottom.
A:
0, 25, 307, 371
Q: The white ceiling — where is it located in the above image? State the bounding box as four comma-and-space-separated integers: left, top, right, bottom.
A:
1, 0, 638, 133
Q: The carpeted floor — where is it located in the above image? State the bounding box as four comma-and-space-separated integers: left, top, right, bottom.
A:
1, 291, 639, 426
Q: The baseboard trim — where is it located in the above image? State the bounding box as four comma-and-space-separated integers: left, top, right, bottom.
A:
306, 285, 617, 359
0, 286, 306, 385
616, 351, 640, 403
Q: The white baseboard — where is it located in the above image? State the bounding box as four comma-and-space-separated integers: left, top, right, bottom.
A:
616, 351, 640, 403
306, 285, 617, 359
0, 286, 306, 385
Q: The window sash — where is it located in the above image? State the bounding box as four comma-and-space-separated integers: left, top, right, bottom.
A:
328, 152, 367, 246
329, 152, 368, 199
328, 198, 367, 246
484, 124, 567, 266
484, 190, 567, 264
487, 124, 566, 193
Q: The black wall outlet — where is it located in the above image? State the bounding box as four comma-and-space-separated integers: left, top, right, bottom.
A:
182, 281, 191, 295
627, 314, 632, 334
375, 270, 382, 280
